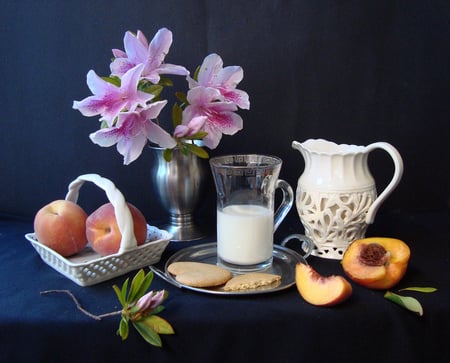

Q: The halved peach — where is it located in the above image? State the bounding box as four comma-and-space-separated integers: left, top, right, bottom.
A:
295, 263, 352, 307
342, 237, 410, 290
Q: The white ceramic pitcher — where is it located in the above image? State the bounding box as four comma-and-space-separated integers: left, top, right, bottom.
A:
292, 139, 403, 259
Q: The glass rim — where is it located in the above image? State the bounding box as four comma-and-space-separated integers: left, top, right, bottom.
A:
209, 154, 282, 168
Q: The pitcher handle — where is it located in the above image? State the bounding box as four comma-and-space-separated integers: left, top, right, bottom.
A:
365, 142, 404, 224
280, 234, 314, 259
273, 179, 294, 232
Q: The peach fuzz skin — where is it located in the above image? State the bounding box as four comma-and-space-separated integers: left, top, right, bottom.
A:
295, 263, 352, 307
86, 202, 147, 256
342, 237, 410, 290
34, 200, 88, 257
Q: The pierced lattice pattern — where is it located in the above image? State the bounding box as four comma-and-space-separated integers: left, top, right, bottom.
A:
297, 189, 376, 259
26, 226, 170, 286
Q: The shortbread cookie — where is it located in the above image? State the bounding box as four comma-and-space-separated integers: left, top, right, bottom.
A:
168, 261, 232, 288
224, 272, 281, 291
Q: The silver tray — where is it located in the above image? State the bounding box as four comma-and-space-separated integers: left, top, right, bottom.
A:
150, 242, 307, 295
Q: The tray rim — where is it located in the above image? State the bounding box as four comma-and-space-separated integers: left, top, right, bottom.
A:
162, 242, 307, 296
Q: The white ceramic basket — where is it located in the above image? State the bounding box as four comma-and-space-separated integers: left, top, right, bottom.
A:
25, 174, 172, 286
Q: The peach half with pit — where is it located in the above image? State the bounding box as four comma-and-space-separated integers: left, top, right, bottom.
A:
341, 237, 410, 290
295, 263, 353, 307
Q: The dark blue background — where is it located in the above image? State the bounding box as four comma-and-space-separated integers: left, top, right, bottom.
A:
1, 3, 449, 361
1, 0, 449, 228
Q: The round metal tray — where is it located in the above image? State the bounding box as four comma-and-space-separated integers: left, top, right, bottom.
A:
157, 242, 307, 295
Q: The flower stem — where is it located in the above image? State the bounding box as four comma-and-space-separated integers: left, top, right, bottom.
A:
40, 289, 122, 320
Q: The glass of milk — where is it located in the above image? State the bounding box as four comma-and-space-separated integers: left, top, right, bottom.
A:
210, 154, 294, 273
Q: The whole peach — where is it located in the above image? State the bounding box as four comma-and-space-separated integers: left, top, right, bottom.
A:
34, 200, 88, 257
86, 202, 147, 256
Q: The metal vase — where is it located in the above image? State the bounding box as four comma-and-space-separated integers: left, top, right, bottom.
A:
150, 146, 207, 241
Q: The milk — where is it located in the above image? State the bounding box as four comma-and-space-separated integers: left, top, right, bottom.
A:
217, 204, 274, 265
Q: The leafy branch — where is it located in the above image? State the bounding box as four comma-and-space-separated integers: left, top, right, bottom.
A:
113, 269, 174, 347
41, 269, 174, 348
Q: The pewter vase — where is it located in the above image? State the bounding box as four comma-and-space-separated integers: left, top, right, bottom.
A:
292, 139, 403, 259
150, 146, 207, 241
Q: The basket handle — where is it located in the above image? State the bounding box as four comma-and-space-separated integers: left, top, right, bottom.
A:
65, 173, 137, 253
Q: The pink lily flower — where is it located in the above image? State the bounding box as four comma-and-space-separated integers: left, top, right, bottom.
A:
110, 28, 189, 84
89, 101, 176, 165
183, 87, 243, 149
73, 64, 152, 125
173, 116, 207, 138
188, 53, 250, 110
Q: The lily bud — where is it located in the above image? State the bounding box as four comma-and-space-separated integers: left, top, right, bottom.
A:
136, 290, 166, 313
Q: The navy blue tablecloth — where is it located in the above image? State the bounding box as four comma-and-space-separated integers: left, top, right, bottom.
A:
1, 212, 449, 363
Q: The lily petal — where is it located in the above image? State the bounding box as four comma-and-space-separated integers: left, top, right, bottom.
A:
206, 108, 243, 135
89, 112, 144, 164
88, 100, 170, 165
89, 126, 121, 148
157, 63, 190, 77
110, 57, 133, 77
145, 121, 177, 148
190, 53, 250, 110
124, 30, 148, 65
146, 28, 173, 72
120, 64, 154, 112
200, 111, 242, 149
197, 53, 223, 85
201, 122, 223, 149
140, 101, 177, 148
112, 48, 127, 58
216, 65, 243, 87
117, 130, 148, 165
74, 64, 153, 124
111, 28, 188, 83
219, 88, 250, 110
182, 86, 242, 150
73, 70, 124, 121
110, 30, 148, 76
186, 86, 223, 105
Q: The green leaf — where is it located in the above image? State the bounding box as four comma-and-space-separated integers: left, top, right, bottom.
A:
175, 91, 188, 104
184, 143, 209, 159
384, 291, 424, 316
118, 317, 129, 340
172, 103, 183, 127
132, 321, 162, 347
185, 131, 208, 140
149, 305, 165, 316
163, 148, 173, 162
158, 76, 173, 87
132, 270, 154, 304
113, 284, 126, 308
121, 278, 129, 302
180, 144, 189, 155
140, 83, 163, 98
398, 287, 437, 293
102, 75, 121, 86
141, 315, 175, 335
193, 65, 201, 81
127, 269, 146, 303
